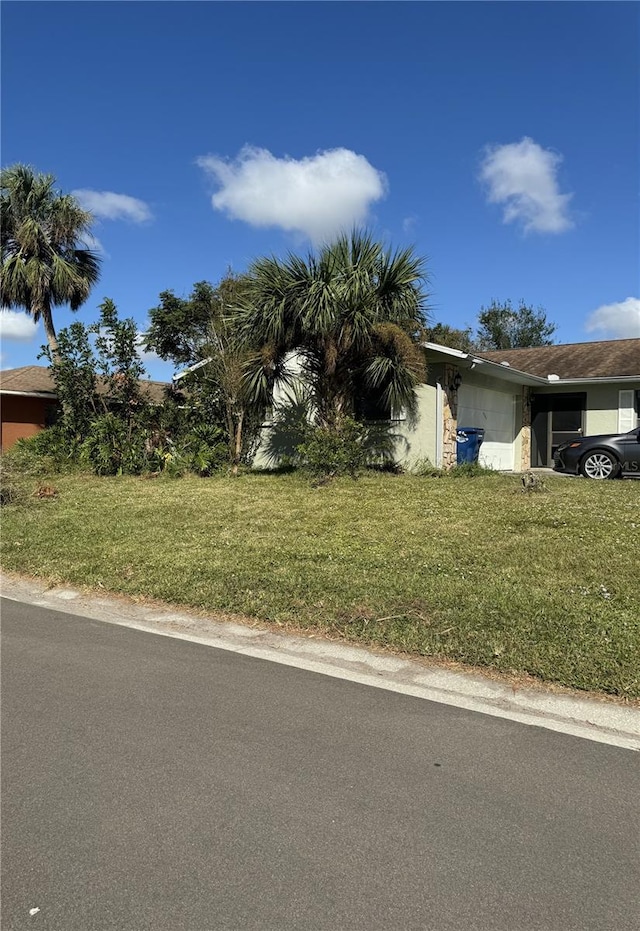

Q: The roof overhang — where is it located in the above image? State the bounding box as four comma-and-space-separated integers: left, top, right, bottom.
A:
0, 389, 58, 399
173, 357, 213, 382
422, 343, 640, 387
422, 343, 547, 386
535, 376, 640, 386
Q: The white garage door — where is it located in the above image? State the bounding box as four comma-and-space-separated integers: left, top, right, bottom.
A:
457, 386, 516, 471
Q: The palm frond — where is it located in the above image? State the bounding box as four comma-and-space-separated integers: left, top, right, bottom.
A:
0, 164, 102, 346
237, 229, 429, 427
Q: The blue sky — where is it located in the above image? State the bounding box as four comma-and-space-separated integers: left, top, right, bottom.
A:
2, 1, 639, 381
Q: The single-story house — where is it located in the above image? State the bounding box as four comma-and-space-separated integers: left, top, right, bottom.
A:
394, 337, 640, 471
0, 365, 169, 451
5, 340, 639, 471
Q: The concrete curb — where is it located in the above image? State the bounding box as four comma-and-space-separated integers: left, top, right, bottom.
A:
2, 572, 639, 751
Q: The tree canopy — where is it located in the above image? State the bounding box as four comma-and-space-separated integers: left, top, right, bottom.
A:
424, 322, 475, 353
235, 230, 430, 429
144, 280, 217, 368
0, 164, 101, 355
475, 299, 556, 350
145, 273, 271, 473
426, 300, 557, 353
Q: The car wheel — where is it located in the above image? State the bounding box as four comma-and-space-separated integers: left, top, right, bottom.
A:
579, 450, 620, 480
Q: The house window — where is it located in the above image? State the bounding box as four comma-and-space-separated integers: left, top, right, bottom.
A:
354, 392, 392, 422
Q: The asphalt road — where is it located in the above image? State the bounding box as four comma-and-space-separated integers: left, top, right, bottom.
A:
2, 598, 639, 931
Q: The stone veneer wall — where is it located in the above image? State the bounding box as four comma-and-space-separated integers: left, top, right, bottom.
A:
520, 387, 532, 470
442, 363, 459, 470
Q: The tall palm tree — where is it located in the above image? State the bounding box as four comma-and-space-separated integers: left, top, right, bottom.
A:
236, 231, 430, 429
1, 164, 101, 356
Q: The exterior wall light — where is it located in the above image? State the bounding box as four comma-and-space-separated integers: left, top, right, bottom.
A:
450, 371, 462, 392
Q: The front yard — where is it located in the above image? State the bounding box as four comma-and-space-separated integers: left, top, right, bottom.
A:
2, 470, 638, 698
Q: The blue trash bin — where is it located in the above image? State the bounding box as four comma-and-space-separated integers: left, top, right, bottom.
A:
456, 427, 485, 464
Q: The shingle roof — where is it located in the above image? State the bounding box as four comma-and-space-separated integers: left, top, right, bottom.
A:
0, 365, 57, 395
475, 339, 640, 379
0, 365, 170, 403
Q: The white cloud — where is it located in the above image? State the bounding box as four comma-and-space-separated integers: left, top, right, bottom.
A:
0, 310, 39, 341
402, 216, 418, 234
78, 231, 108, 256
585, 297, 640, 339
72, 189, 153, 224
197, 146, 387, 242
479, 137, 573, 234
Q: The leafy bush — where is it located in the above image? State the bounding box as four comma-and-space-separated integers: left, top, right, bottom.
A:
296, 418, 370, 479
2, 428, 78, 475
188, 441, 228, 476
80, 414, 147, 476
139, 423, 228, 478
172, 424, 228, 477
265, 384, 400, 477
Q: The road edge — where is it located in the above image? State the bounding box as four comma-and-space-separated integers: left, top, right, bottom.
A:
2, 572, 639, 751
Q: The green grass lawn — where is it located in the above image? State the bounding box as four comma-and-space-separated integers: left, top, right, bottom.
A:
2, 470, 639, 698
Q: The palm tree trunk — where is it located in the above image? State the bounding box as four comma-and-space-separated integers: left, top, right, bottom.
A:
231, 410, 244, 477
40, 303, 59, 358
317, 379, 349, 432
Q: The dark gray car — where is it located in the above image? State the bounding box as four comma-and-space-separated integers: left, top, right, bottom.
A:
554, 427, 640, 478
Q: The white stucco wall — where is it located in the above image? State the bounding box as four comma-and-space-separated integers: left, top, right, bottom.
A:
393, 382, 438, 469
533, 382, 640, 434
584, 383, 640, 433
397, 369, 525, 471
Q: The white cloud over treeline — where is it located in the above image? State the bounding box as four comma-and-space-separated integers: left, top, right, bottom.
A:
585, 297, 640, 339
479, 137, 573, 234
73, 189, 153, 224
197, 146, 387, 242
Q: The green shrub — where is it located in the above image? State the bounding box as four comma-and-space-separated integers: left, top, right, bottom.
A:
185, 424, 228, 476
189, 442, 227, 476
167, 424, 228, 477
296, 418, 370, 479
148, 449, 188, 479
80, 414, 146, 476
141, 424, 228, 478
2, 427, 78, 475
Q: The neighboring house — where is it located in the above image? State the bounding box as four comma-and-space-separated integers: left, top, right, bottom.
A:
0, 365, 169, 451
0, 366, 58, 451
394, 338, 640, 471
